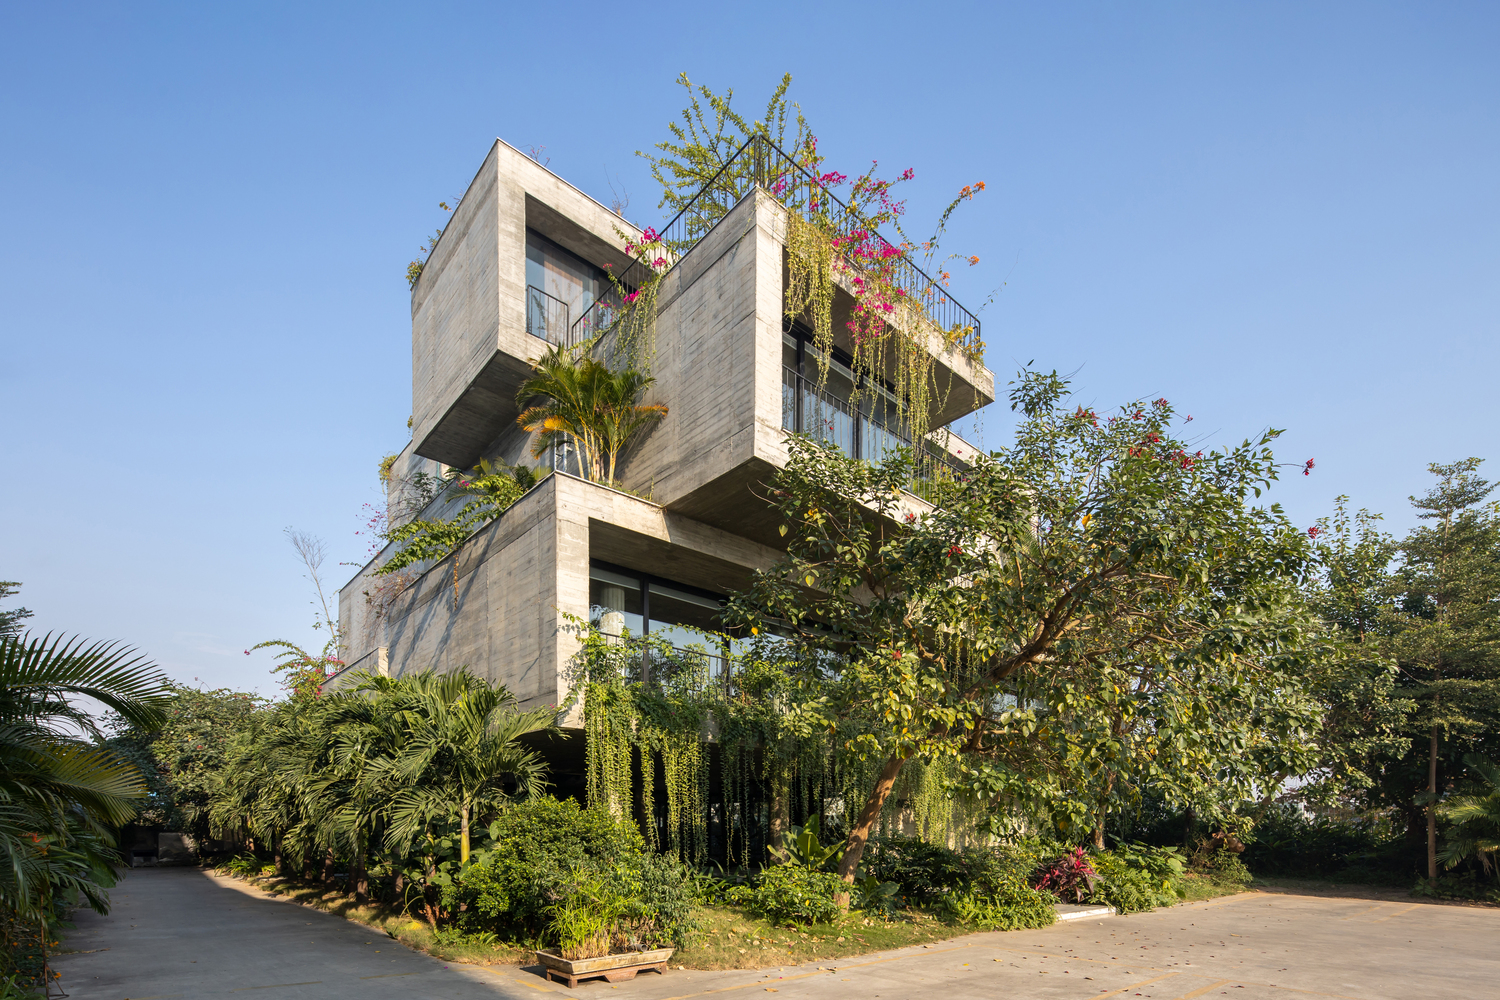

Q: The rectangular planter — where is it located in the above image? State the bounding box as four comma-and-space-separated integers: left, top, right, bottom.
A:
535, 947, 675, 988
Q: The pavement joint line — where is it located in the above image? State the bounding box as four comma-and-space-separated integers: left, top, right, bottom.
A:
980, 944, 1163, 971
1339, 902, 1395, 921
1173, 979, 1235, 998
1086, 970, 1182, 998
1370, 903, 1422, 923
229, 981, 323, 991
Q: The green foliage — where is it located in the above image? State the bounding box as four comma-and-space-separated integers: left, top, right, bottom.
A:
457, 797, 698, 950
0, 633, 168, 987
1240, 804, 1406, 881
734, 864, 844, 927
1088, 845, 1186, 913
769, 815, 842, 869
939, 882, 1056, 931
378, 459, 540, 578
726, 370, 1328, 881
0, 585, 30, 643
1437, 754, 1500, 874
516, 343, 667, 486
637, 72, 810, 225
108, 682, 264, 838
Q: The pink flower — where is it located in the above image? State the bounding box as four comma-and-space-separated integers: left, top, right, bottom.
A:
652, 257, 667, 269
624, 290, 639, 304
1303, 458, 1316, 476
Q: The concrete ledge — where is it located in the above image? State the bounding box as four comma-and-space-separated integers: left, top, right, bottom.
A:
1055, 903, 1116, 921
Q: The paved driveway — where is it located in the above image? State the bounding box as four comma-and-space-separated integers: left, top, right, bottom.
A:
54, 868, 1494, 1000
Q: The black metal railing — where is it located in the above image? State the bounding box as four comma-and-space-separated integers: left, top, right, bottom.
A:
782, 366, 967, 487
597, 632, 739, 698
525, 285, 571, 345
569, 134, 982, 348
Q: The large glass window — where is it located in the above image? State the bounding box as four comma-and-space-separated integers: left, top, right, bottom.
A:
525, 229, 606, 343
589, 565, 644, 637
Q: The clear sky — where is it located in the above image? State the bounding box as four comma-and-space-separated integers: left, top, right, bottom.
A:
2, 2, 1496, 696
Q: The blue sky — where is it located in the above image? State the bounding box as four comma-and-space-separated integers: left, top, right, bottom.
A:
2, 2, 1496, 695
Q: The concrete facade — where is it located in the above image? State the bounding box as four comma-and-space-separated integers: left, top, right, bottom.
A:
333, 138, 995, 712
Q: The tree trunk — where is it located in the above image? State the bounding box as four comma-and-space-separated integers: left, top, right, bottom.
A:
836, 752, 909, 892
460, 805, 471, 865
1182, 807, 1196, 850
1092, 771, 1115, 850
769, 773, 789, 859
1427, 724, 1439, 884
352, 846, 368, 904
273, 834, 283, 876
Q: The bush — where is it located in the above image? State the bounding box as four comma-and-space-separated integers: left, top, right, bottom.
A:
457, 797, 645, 935
1034, 847, 1099, 903
1192, 847, 1252, 890
862, 836, 1045, 907
454, 797, 698, 950
939, 879, 1056, 931
736, 865, 844, 926
1089, 845, 1185, 913
1241, 804, 1406, 881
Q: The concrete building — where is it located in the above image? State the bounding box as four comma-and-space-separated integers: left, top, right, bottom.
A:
332, 138, 994, 723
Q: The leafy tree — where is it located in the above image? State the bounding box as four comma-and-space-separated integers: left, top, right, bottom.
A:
726, 369, 1325, 888
1386, 459, 1500, 881
1292, 500, 1411, 813
107, 683, 265, 838
0, 584, 31, 642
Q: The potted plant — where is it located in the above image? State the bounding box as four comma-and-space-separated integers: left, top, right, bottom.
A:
534, 873, 676, 988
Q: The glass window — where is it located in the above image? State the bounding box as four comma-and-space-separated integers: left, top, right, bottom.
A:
648, 582, 724, 650
525, 229, 605, 342
589, 566, 643, 637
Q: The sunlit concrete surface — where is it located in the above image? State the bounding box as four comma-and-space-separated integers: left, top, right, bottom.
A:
56, 868, 1496, 1000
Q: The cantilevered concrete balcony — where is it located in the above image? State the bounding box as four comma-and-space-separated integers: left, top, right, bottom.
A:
409, 140, 641, 469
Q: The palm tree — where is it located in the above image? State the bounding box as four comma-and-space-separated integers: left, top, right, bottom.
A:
0, 633, 168, 983
1438, 754, 1500, 876
516, 344, 667, 486
372, 671, 553, 865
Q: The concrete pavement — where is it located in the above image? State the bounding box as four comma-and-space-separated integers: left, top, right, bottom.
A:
54, 867, 1496, 1000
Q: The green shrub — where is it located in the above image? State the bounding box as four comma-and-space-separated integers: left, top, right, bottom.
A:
939, 875, 1056, 931
1192, 847, 1253, 890
457, 797, 644, 935
1089, 845, 1184, 913
737, 865, 844, 926
862, 836, 1046, 907
454, 797, 698, 950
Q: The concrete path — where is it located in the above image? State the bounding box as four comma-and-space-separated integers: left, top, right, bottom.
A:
55, 868, 1496, 1000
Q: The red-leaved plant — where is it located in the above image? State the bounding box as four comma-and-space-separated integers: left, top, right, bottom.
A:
1033, 847, 1100, 904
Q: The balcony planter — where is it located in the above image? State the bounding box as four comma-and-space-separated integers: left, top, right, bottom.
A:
535, 947, 675, 988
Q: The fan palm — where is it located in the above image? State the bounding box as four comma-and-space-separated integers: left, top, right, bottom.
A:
373, 671, 554, 863
1438, 754, 1500, 875
0, 633, 167, 980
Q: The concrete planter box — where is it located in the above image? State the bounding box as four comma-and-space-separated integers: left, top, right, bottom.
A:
535, 947, 674, 988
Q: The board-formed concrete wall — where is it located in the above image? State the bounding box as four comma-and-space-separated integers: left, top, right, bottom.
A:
330, 472, 782, 712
